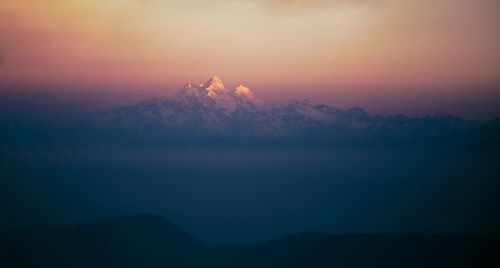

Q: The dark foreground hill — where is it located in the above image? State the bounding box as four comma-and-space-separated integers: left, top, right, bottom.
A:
1, 215, 498, 268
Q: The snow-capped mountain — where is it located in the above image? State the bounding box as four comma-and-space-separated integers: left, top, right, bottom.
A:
174, 76, 262, 113
95, 76, 269, 139
94, 76, 472, 143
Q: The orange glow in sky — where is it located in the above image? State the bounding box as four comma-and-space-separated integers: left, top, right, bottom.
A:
0, 0, 499, 117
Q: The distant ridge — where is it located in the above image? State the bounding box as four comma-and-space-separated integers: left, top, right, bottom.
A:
1, 214, 498, 268
90, 76, 475, 143
2, 76, 500, 145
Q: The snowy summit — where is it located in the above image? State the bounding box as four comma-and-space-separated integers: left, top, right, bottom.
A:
175, 76, 261, 112
94, 75, 469, 142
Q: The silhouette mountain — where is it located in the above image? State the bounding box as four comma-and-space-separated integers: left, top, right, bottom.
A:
0, 215, 204, 268
1, 215, 498, 268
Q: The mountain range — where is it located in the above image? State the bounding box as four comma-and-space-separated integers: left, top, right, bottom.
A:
1, 75, 499, 145
1, 214, 498, 268
90, 76, 476, 144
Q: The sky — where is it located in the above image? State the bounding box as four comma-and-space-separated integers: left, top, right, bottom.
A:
0, 0, 499, 118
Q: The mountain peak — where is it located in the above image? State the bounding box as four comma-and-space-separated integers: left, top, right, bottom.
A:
184, 81, 194, 89
235, 85, 260, 103
209, 75, 222, 83
203, 75, 226, 92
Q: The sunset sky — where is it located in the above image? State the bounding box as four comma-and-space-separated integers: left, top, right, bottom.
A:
0, 0, 499, 118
